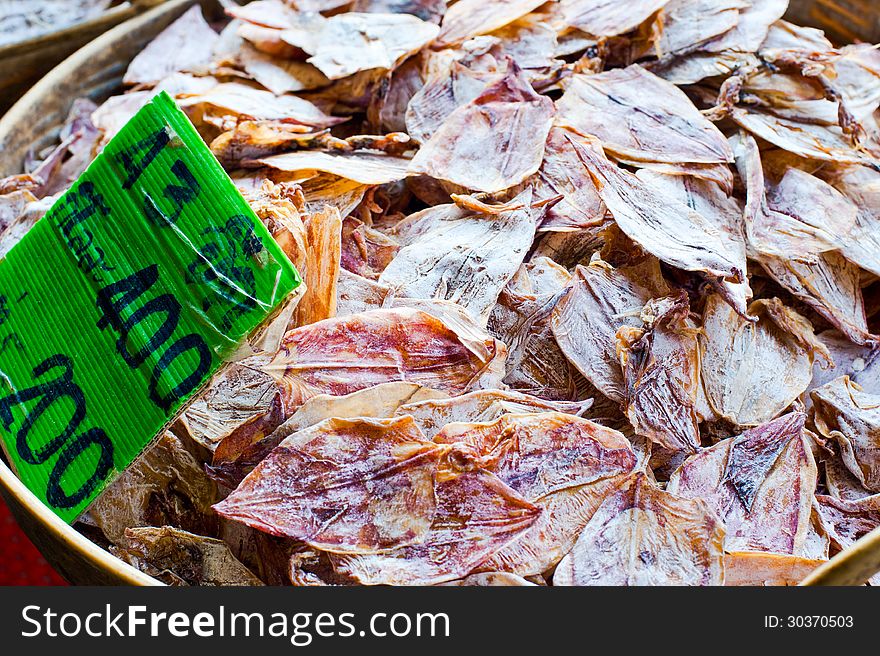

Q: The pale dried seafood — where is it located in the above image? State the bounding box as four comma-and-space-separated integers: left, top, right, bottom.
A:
668, 412, 817, 555
379, 189, 538, 323
113, 527, 264, 586
214, 416, 441, 552
812, 377, 880, 492
616, 292, 703, 455
434, 412, 637, 575
552, 473, 725, 586
8, 0, 880, 586
407, 65, 555, 193
701, 295, 830, 427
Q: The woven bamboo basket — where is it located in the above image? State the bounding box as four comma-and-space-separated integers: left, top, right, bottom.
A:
0, 0, 171, 115
0, 0, 877, 585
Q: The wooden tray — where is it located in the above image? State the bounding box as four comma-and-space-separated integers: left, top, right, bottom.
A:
786, 0, 880, 44
0, 0, 171, 115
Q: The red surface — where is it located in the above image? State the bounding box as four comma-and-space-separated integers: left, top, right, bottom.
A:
0, 495, 68, 585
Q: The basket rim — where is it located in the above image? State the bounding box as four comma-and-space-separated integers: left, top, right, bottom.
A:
0, 458, 161, 586
0, 1, 165, 59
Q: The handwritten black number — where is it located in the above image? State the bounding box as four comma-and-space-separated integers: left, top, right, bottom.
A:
96, 266, 182, 368
97, 264, 213, 411
144, 159, 200, 227
115, 127, 170, 190
45, 427, 114, 509
96, 265, 158, 331
0, 355, 85, 466
116, 294, 182, 368
58, 182, 110, 232
148, 333, 212, 411
0, 355, 113, 507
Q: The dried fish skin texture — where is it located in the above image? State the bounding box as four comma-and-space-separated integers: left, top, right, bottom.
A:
211, 120, 335, 168
435, 0, 548, 46
730, 107, 876, 166
653, 0, 747, 58
123, 6, 219, 86
209, 382, 446, 487
823, 450, 875, 502
634, 170, 749, 315
275, 383, 447, 440
733, 138, 851, 262
668, 412, 817, 555
487, 15, 560, 74
378, 190, 537, 324
728, 133, 843, 263
408, 65, 555, 193
273, 306, 507, 406
331, 467, 541, 585
617, 293, 702, 454
89, 432, 218, 545
551, 259, 655, 404
179, 357, 282, 452
812, 376, 880, 492
281, 12, 440, 80
762, 167, 858, 261
340, 216, 399, 281
241, 180, 308, 274
434, 412, 637, 575
255, 151, 412, 185
813, 494, 880, 586
489, 288, 581, 401
808, 330, 880, 402
819, 164, 880, 278
224, 0, 302, 30
552, 473, 725, 586
557, 66, 734, 167
237, 44, 331, 96
758, 251, 874, 347
404, 56, 500, 146
814, 494, 880, 555
530, 127, 606, 232
701, 295, 826, 427
487, 261, 581, 400
732, 135, 874, 346
177, 82, 342, 130
214, 416, 441, 553
560, 0, 671, 38
513, 257, 572, 296
433, 413, 636, 493
397, 389, 592, 439
571, 139, 742, 282
705, 0, 788, 54
116, 527, 264, 587
293, 205, 342, 327
299, 175, 370, 221
336, 269, 391, 316
185, 306, 505, 452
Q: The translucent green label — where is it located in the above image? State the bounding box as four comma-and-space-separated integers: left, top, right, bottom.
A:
0, 91, 300, 522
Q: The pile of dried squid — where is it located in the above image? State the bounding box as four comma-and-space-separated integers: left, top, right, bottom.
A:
2, 0, 880, 586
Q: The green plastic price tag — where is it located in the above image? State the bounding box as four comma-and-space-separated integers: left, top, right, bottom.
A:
0, 91, 300, 522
